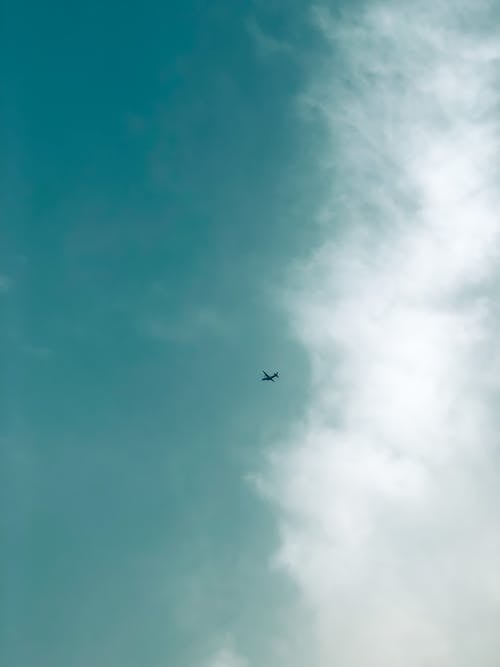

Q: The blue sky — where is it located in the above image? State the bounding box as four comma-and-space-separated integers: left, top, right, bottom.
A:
4, 1, 500, 666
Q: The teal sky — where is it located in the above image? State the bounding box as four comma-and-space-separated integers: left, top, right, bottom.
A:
1, 2, 321, 666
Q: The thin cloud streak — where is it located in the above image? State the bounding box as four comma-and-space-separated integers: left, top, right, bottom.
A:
142, 304, 230, 344
0, 274, 12, 293
203, 646, 249, 667
245, 16, 293, 59
259, 1, 500, 665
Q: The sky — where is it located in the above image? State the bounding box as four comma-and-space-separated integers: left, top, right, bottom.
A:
3, 1, 500, 666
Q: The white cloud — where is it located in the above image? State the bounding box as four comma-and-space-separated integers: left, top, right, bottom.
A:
202, 645, 248, 667
257, 1, 500, 665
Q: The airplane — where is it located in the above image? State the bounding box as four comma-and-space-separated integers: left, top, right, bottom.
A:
261, 371, 279, 382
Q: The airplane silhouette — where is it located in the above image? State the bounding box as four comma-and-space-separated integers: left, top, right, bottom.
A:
261, 371, 279, 382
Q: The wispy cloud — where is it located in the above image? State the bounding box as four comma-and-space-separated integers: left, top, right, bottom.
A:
203, 645, 248, 667
245, 16, 293, 59
124, 111, 147, 135
0, 274, 12, 293
141, 304, 230, 344
255, 1, 500, 665
21, 343, 54, 360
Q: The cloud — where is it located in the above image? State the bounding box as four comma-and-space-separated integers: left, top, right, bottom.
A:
202, 646, 248, 667
245, 16, 293, 59
142, 305, 230, 344
21, 344, 54, 360
125, 112, 147, 135
0, 274, 12, 293
255, 1, 500, 665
